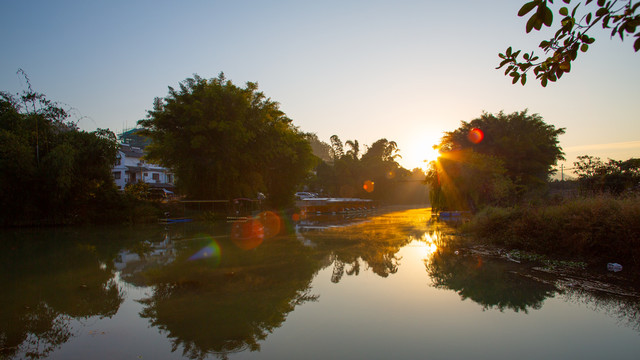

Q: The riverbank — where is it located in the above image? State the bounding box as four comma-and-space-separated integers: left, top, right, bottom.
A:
459, 195, 640, 277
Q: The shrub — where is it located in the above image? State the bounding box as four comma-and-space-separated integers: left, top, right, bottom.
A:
465, 195, 640, 267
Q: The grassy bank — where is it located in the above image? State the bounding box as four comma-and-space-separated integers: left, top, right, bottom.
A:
464, 195, 640, 268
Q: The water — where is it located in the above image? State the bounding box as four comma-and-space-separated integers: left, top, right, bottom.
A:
1, 207, 639, 359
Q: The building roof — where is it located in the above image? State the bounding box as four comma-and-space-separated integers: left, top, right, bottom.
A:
119, 143, 144, 158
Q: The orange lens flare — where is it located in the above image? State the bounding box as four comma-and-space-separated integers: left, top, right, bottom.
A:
231, 219, 264, 250
468, 128, 484, 144
258, 211, 281, 238
363, 180, 375, 193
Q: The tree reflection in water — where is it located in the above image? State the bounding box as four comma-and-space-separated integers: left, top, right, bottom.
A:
301, 209, 432, 283
0, 230, 124, 359
423, 221, 640, 329
136, 209, 433, 359
423, 221, 559, 312
136, 233, 320, 360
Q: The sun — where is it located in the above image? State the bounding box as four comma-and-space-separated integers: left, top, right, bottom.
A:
423, 146, 441, 164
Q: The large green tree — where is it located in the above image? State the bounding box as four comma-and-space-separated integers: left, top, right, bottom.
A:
138, 73, 314, 207
498, 0, 639, 86
0, 83, 120, 225
426, 150, 514, 212
427, 110, 565, 210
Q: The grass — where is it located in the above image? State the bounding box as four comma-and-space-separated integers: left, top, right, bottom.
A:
464, 195, 640, 268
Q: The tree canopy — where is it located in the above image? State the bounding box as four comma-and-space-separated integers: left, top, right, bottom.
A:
573, 155, 640, 194
498, 0, 640, 86
0, 82, 120, 225
138, 73, 315, 207
304, 136, 425, 204
426, 110, 565, 211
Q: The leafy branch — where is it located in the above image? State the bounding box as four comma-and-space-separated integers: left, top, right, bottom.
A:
497, 0, 640, 86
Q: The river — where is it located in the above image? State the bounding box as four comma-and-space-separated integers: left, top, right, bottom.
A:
1, 207, 639, 359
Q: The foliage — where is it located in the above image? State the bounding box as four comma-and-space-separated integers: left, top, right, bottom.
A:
465, 195, 640, 267
305, 136, 420, 203
573, 155, 640, 194
124, 181, 150, 200
498, 0, 640, 86
0, 79, 120, 225
426, 150, 515, 212
427, 110, 565, 211
138, 73, 315, 208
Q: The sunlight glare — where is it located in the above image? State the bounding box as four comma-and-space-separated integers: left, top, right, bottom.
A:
408, 232, 439, 259
425, 146, 441, 163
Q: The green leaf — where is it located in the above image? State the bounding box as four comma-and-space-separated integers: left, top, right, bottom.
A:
634, 37, 640, 52
572, 3, 580, 17
597, 0, 605, 6
534, 17, 545, 30
521, 73, 527, 85
596, 8, 608, 17
518, 1, 539, 17
586, 13, 592, 24
526, 15, 538, 33
512, 73, 521, 84
580, 43, 589, 52
497, 59, 510, 69
505, 65, 514, 75
625, 22, 637, 34
559, 7, 569, 16
543, 6, 554, 27
541, 77, 548, 87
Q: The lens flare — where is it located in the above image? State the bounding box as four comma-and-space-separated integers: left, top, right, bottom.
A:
188, 235, 222, 266
468, 128, 484, 144
231, 219, 264, 250
363, 180, 375, 193
258, 211, 281, 238
385, 170, 395, 179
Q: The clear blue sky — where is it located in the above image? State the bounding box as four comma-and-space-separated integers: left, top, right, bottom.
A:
2, 0, 638, 174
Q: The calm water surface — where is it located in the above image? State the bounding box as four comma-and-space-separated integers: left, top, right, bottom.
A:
2, 207, 639, 359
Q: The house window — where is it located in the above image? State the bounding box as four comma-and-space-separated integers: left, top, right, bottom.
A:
152, 173, 160, 181
144, 172, 148, 177
113, 171, 121, 179
115, 157, 121, 166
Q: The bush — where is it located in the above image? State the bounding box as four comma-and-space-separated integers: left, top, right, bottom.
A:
465, 195, 640, 267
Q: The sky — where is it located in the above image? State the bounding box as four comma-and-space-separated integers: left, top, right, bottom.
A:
2, 0, 638, 175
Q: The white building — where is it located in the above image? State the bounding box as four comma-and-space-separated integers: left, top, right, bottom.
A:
112, 143, 174, 191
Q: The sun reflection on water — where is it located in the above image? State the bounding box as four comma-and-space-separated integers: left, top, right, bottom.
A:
408, 232, 440, 259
